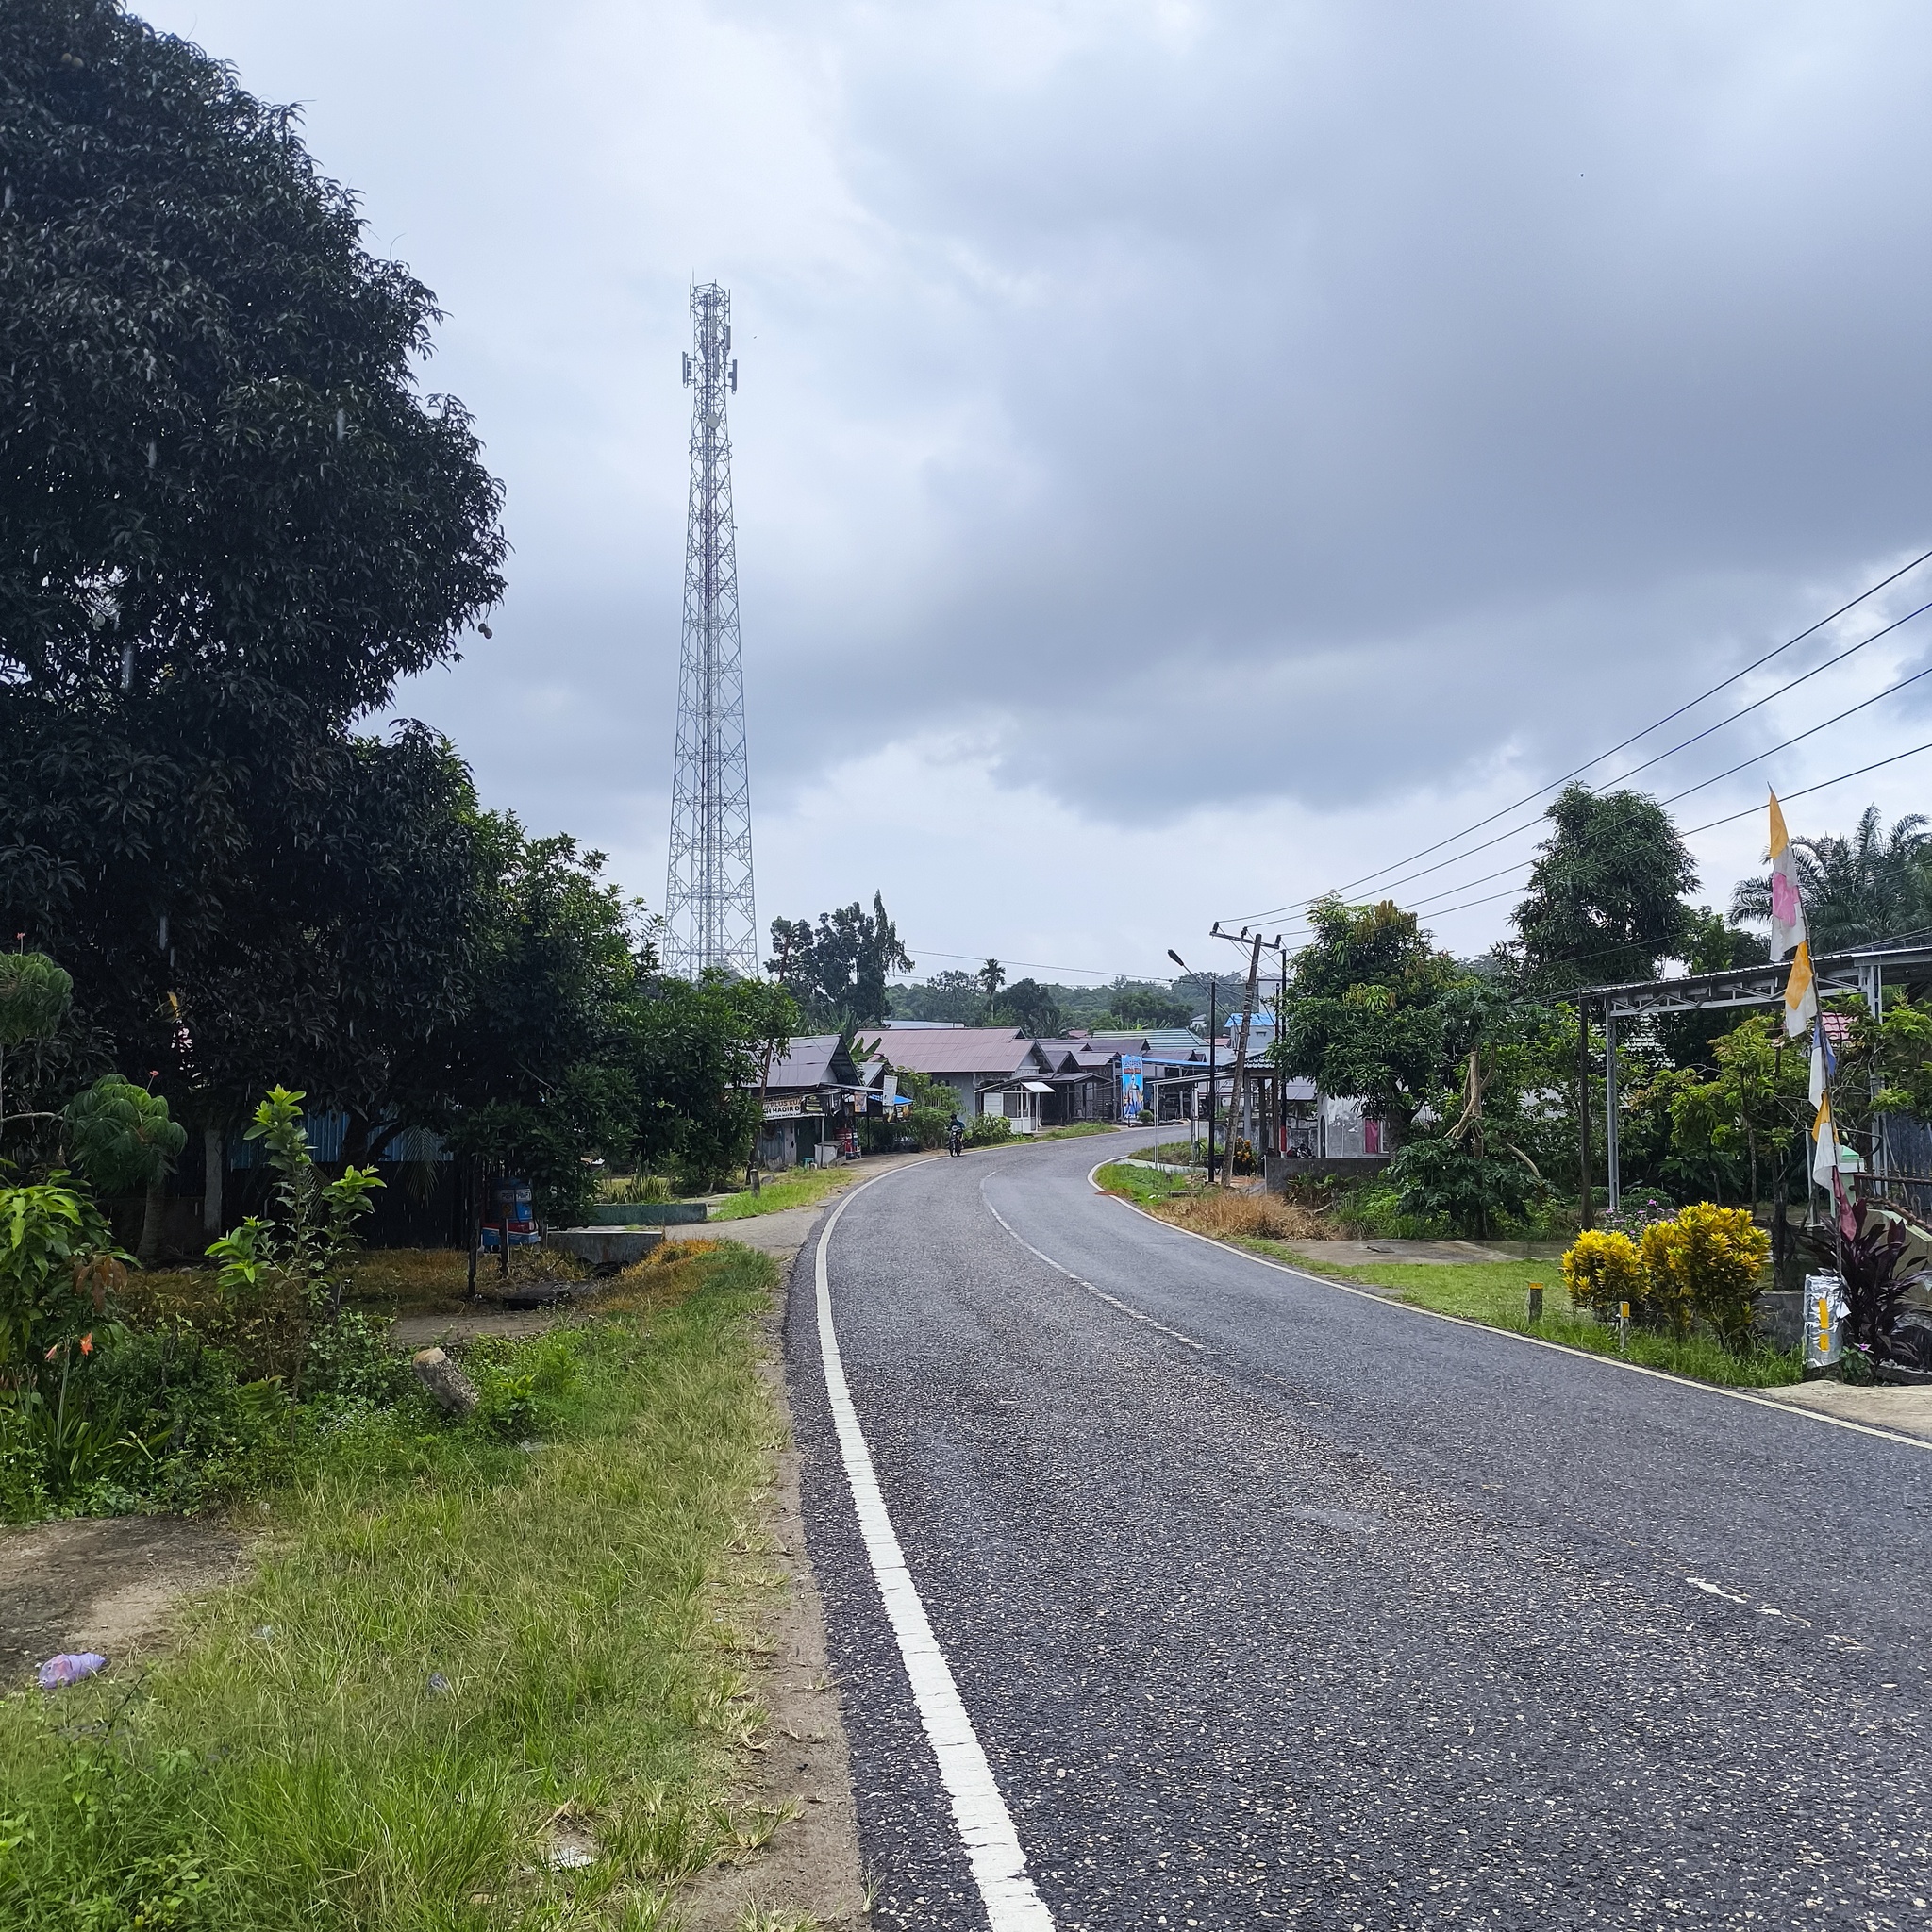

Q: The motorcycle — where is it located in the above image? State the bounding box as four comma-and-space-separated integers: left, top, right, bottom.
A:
946, 1123, 964, 1157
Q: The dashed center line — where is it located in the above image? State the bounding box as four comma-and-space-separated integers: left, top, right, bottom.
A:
980, 1178, 1207, 1351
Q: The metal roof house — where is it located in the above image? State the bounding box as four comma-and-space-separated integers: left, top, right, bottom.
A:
755, 1033, 867, 1169
854, 1026, 1063, 1131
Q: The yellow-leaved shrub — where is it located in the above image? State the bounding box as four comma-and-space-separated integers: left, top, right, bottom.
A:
1561, 1227, 1643, 1322
1672, 1201, 1771, 1348
1562, 1203, 1771, 1348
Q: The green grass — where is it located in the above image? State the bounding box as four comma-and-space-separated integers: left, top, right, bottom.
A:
1094, 1159, 1197, 1206
708, 1164, 854, 1220
0, 1241, 789, 1929
1034, 1122, 1120, 1141
1253, 1249, 1805, 1388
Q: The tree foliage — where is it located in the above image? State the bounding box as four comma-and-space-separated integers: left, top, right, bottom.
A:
61, 1075, 185, 1198
1513, 786, 1696, 991
987, 977, 1063, 1039
769, 893, 912, 1031
1730, 805, 1930, 953
0, 0, 505, 1132
1271, 899, 1459, 1139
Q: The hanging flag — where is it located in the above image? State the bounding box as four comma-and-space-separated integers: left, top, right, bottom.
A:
1808, 1015, 1837, 1108
1812, 1091, 1839, 1190
1769, 792, 1819, 1039
1767, 790, 1807, 960
1784, 940, 1819, 1040
1833, 1163, 1859, 1241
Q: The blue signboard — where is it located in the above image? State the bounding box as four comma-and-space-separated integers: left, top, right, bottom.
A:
1120, 1053, 1145, 1122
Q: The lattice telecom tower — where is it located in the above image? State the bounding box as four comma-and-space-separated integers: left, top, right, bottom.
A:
663, 282, 757, 976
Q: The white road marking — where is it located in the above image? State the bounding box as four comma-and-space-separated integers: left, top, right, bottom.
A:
980, 1178, 1206, 1351
1688, 1576, 1749, 1605
1087, 1161, 1932, 1455
813, 1170, 1056, 1932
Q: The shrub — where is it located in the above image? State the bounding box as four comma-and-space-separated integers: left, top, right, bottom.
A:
1388, 1135, 1542, 1238
1562, 1227, 1645, 1323
1598, 1189, 1676, 1240
467, 1331, 578, 1442
1672, 1202, 1770, 1349
88, 1324, 289, 1507
1637, 1218, 1694, 1337
964, 1114, 1012, 1147
62, 1077, 188, 1199
1563, 1204, 1770, 1348
304, 1310, 408, 1408
905, 1107, 951, 1149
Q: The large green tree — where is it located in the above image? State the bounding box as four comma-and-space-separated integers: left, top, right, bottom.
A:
0, 0, 506, 1124
769, 893, 912, 1031
988, 978, 1063, 1039
439, 826, 638, 1224
1271, 898, 1460, 1141
1511, 786, 1697, 991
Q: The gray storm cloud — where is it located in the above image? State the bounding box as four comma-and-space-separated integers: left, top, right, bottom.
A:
138, 0, 1932, 862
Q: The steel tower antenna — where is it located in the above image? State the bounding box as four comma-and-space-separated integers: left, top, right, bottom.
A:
664, 281, 757, 976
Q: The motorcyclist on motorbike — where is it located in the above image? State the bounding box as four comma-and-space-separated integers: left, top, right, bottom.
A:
946, 1113, 965, 1157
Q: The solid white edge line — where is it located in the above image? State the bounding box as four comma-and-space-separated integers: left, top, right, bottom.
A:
813, 1165, 1056, 1932
1083, 1159, 1932, 1455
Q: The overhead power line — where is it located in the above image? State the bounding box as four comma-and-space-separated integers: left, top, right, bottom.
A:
1269, 736, 1932, 940
1224, 545, 1932, 926
1245, 599, 1932, 933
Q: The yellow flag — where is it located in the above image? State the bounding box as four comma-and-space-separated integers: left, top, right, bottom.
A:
1783, 939, 1817, 1039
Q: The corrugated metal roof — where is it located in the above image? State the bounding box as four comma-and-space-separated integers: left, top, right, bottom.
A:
852, 1026, 1041, 1076
765, 1034, 843, 1089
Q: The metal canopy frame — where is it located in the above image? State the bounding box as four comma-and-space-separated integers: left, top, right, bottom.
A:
1571, 940, 1932, 1211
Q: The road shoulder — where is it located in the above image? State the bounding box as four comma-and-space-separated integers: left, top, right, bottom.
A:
681, 1224, 869, 1929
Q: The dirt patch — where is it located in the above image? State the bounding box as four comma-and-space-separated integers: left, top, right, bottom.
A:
0, 1515, 244, 1681
678, 1232, 868, 1931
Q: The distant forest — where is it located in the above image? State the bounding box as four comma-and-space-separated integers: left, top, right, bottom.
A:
886, 969, 1251, 1037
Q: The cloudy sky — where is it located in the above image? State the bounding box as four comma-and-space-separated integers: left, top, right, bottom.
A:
142, 0, 1932, 983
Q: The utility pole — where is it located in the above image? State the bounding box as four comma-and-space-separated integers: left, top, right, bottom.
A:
1211, 924, 1290, 1186
665, 282, 758, 975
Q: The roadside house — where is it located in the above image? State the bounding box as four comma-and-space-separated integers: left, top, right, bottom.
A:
853, 1026, 1061, 1133
756, 1033, 863, 1169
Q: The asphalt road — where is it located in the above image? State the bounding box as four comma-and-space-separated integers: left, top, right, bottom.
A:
785, 1130, 1932, 1930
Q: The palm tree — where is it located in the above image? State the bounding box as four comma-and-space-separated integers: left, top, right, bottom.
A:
1731, 805, 1931, 951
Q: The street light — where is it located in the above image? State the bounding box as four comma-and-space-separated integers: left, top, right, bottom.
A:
1167, 949, 1217, 1182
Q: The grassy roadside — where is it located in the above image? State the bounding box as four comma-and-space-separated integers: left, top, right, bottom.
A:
0, 1241, 790, 1929
1094, 1162, 1804, 1390
1270, 1250, 1806, 1388
708, 1166, 851, 1220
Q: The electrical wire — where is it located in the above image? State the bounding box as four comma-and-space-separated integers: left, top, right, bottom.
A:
1268, 734, 1932, 941
898, 731, 1932, 993
1238, 598, 1932, 923
1223, 545, 1932, 925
